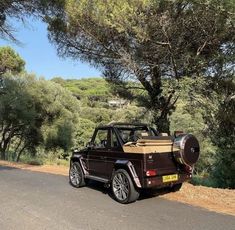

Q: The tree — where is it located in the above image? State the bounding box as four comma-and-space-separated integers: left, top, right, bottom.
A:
0, 74, 81, 161
0, 0, 66, 41
204, 78, 235, 188
45, 0, 235, 132
0, 0, 33, 41
170, 93, 216, 177
0, 46, 25, 75
0, 75, 42, 160
174, 76, 235, 188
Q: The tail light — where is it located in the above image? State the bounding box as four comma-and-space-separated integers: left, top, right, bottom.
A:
146, 169, 157, 177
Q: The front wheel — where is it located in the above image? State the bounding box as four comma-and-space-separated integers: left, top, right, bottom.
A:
111, 169, 139, 204
69, 162, 86, 188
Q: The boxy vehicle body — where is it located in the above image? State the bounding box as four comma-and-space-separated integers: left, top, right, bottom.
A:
69, 123, 200, 203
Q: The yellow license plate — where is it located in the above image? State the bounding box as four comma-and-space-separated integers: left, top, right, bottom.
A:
162, 174, 178, 183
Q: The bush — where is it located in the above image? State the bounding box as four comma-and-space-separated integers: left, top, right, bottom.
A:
26, 159, 44, 166
19, 153, 43, 166
191, 175, 218, 188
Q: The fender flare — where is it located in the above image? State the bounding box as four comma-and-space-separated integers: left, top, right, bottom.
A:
114, 160, 142, 188
70, 153, 88, 175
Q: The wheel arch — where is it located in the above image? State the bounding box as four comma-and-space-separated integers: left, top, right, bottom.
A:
70, 154, 87, 175
113, 160, 142, 188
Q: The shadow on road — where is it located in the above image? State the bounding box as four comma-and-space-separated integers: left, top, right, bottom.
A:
139, 188, 172, 200
85, 180, 109, 194
0, 165, 19, 171
85, 180, 172, 202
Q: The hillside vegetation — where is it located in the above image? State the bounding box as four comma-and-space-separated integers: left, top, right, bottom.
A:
1, 1, 234, 190
0, 46, 234, 189
50, 76, 234, 189
0, 73, 234, 189
51, 77, 148, 147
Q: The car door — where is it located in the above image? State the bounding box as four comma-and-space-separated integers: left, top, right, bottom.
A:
87, 128, 110, 178
105, 128, 123, 179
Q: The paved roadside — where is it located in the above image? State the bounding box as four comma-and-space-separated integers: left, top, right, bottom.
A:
0, 165, 234, 230
0, 160, 234, 216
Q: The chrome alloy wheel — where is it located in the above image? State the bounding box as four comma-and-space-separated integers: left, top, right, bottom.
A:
70, 163, 82, 186
112, 172, 130, 201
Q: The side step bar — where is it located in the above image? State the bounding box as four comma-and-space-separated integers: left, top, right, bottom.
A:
85, 175, 109, 183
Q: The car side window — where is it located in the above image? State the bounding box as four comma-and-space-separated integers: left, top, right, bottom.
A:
111, 130, 120, 148
93, 129, 108, 149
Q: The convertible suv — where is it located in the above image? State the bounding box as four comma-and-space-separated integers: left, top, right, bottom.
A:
69, 123, 200, 204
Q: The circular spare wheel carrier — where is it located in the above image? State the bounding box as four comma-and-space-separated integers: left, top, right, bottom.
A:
173, 134, 200, 166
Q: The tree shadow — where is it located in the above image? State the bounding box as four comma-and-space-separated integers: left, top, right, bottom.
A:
85, 180, 110, 195
0, 165, 19, 171
138, 188, 172, 201
83, 180, 173, 202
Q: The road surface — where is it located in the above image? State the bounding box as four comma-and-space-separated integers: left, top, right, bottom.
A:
0, 165, 234, 230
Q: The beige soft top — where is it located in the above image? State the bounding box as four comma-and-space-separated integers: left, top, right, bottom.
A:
123, 138, 179, 154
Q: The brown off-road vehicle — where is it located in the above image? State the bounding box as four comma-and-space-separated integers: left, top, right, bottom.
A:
69, 123, 200, 204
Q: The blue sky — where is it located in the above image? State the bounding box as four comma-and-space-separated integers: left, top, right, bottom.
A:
0, 18, 102, 80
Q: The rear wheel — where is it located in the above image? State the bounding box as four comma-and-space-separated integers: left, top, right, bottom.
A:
112, 169, 139, 204
69, 162, 86, 188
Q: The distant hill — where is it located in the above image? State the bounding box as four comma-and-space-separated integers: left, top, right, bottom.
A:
50, 77, 146, 126
51, 77, 113, 101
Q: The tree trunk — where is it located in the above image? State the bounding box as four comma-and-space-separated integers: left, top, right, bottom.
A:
0, 137, 11, 160
153, 114, 170, 134
16, 144, 27, 162
0, 140, 9, 160
0, 149, 5, 160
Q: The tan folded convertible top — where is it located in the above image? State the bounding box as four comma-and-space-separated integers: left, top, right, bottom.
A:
123, 138, 179, 154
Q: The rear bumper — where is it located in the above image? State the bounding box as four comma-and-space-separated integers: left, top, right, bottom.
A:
142, 173, 191, 189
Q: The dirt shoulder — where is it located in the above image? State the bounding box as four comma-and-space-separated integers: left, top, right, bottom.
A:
0, 160, 68, 176
1, 160, 234, 216
162, 183, 235, 216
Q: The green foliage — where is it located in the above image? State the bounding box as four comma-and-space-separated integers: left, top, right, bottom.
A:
52, 77, 112, 100
24, 158, 44, 166
0, 0, 33, 41
0, 0, 65, 41
52, 78, 147, 149
0, 46, 25, 75
1, 70, 234, 189
0, 73, 80, 161
1, 0, 234, 188
0, 72, 145, 161
191, 175, 217, 188
210, 79, 235, 188
212, 148, 235, 189
45, 0, 235, 132
75, 118, 96, 148
171, 76, 235, 188
0, 75, 41, 160
170, 98, 216, 176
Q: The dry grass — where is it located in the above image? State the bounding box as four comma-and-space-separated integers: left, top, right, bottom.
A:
162, 183, 235, 216
0, 160, 68, 176
1, 160, 234, 216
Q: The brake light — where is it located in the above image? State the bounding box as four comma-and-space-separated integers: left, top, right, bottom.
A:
146, 169, 157, 177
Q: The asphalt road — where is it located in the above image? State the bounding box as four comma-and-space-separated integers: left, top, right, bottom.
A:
0, 165, 234, 230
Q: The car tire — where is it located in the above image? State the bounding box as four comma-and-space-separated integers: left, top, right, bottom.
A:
170, 183, 182, 192
69, 162, 86, 188
112, 169, 139, 204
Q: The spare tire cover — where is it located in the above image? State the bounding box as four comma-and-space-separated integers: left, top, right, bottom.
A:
173, 134, 200, 166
